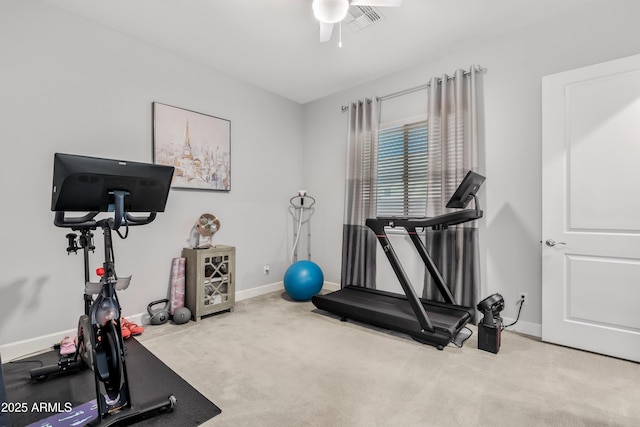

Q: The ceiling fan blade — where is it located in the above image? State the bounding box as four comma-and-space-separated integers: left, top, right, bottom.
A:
350, 0, 402, 6
319, 22, 335, 42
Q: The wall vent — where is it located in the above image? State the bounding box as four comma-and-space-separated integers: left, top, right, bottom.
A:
346, 6, 384, 33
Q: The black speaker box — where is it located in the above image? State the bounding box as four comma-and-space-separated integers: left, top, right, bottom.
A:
478, 322, 501, 354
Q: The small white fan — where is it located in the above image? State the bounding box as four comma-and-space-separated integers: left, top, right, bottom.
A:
189, 213, 221, 248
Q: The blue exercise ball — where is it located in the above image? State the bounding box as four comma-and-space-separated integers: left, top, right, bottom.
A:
284, 260, 324, 301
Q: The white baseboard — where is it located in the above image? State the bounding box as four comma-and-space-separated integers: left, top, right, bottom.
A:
1, 281, 341, 363
502, 317, 542, 338
236, 281, 285, 301
1, 330, 73, 363
235, 280, 339, 300
322, 281, 340, 292
0, 313, 146, 364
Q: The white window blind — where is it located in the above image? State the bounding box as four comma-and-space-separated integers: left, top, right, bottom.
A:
376, 120, 428, 217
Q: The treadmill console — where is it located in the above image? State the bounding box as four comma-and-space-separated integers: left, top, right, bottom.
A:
445, 170, 485, 209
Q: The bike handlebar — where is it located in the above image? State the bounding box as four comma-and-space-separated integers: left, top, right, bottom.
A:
53, 189, 158, 230
54, 211, 157, 229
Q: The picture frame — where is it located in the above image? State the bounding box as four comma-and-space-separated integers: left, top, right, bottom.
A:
152, 102, 231, 191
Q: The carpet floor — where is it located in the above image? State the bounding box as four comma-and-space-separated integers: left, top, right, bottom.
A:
137, 290, 640, 426
4, 289, 639, 426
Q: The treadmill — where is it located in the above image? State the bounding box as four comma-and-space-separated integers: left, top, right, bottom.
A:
312, 171, 485, 350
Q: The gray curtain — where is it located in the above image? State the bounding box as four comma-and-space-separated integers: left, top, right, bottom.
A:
341, 99, 379, 288
422, 67, 482, 318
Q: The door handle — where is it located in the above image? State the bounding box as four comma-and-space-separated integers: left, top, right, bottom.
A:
545, 239, 566, 247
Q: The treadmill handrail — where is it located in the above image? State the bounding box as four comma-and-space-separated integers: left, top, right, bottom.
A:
405, 226, 455, 304
366, 219, 435, 333
365, 206, 482, 331
367, 208, 482, 307
376, 208, 482, 230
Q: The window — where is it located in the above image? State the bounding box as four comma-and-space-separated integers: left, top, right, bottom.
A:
376, 118, 428, 217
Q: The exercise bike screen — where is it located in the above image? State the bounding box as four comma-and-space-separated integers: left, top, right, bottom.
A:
51, 153, 174, 213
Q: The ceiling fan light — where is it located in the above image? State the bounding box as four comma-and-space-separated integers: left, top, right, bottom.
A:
312, 0, 350, 24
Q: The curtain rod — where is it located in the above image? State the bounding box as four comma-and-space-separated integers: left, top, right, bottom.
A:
340, 65, 484, 111
377, 65, 484, 102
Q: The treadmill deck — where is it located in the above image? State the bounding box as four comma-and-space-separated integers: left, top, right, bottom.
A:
312, 285, 474, 349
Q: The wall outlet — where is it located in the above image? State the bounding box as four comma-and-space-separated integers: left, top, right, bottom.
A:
519, 292, 528, 305
264, 265, 270, 275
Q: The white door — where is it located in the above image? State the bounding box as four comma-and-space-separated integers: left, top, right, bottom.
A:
542, 54, 640, 362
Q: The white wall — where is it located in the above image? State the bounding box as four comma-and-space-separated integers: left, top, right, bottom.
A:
0, 1, 303, 352
302, 0, 640, 334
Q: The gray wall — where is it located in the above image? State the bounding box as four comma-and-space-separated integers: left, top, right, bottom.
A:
3, 0, 640, 350
302, 0, 640, 333
0, 1, 303, 347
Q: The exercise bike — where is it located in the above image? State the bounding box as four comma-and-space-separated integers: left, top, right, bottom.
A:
30, 153, 176, 425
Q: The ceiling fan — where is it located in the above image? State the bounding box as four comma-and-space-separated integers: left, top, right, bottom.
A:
312, 0, 402, 45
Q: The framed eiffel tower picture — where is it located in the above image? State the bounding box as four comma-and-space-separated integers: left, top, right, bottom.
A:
152, 102, 231, 191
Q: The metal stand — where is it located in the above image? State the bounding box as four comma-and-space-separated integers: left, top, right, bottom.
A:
289, 191, 315, 263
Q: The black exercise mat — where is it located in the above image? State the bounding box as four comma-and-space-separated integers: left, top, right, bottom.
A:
2, 338, 221, 426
